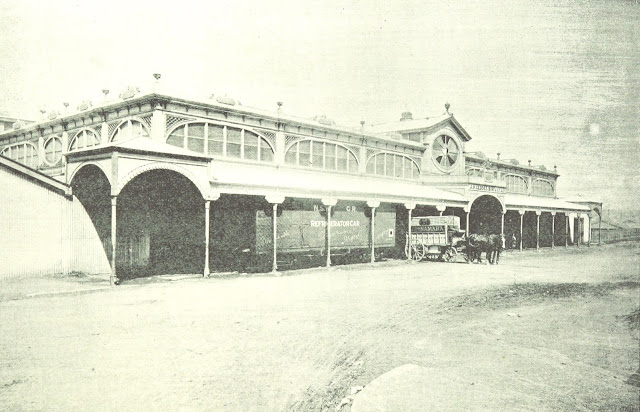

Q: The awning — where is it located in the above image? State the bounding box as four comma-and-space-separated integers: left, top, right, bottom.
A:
504, 194, 590, 212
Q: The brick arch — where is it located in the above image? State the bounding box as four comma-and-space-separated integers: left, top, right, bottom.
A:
117, 163, 210, 199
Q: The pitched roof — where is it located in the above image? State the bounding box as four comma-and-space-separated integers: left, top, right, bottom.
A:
367, 114, 473, 141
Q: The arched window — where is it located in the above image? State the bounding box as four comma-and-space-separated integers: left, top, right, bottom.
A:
285, 140, 358, 172
505, 175, 528, 194
111, 119, 149, 142
366, 153, 420, 179
167, 122, 274, 162
44, 136, 63, 165
69, 129, 101, 151
1, 142, 39, 168
532, 179, 554, 197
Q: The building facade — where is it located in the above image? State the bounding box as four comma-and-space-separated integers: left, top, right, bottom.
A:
0, 83, 594, 284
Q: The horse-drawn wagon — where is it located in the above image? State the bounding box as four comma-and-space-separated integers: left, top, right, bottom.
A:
405, 216, 468, 262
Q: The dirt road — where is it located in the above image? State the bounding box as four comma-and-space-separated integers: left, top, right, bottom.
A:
1, 243, 638, 411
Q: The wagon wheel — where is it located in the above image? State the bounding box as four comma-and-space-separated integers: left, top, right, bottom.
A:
443, 247, 458, 263
411, 244, 426, 261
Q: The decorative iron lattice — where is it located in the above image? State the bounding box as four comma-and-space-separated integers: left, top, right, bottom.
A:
366, 148, 380, 160
107, 121, 119, 139
256, 130, 276, 148
345, 145, 361, 158
140, 114, 153, 130
285, 134, 301, 147
165, 115, 194, 132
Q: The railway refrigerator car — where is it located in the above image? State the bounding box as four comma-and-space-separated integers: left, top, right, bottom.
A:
211, 196, 400, 271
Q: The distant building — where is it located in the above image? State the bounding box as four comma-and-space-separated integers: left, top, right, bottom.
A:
0, 79, 595, 284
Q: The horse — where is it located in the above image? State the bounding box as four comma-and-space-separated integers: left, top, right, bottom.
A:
466, 233, 506, 264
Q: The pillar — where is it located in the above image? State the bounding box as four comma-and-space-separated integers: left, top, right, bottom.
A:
322, 198, 337, 268
266, 195, 286, 272
598, 212, 602, 245
536, 210, 541, 251
204, 200, 210, 277
465, 209, 470, 236
576, 216, 581, 247
551, 211, 556, 249
368, 200, 381, 264
436, 203, 446, 217
501, 211, 505, 236
405, 203, 416, 260
519, 210, 524, 251
565, 215, 569, 248
110, 196, 118, 286
151, 103, 166, 143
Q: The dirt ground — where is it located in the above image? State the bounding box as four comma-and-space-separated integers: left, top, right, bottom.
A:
0, 243, 638, 411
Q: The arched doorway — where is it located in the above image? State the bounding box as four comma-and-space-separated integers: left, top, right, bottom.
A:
117, 169, 205, 278
469, 195, 503, 235
70, 165, 113, 265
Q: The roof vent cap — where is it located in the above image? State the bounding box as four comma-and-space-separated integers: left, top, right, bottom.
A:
77, 100, 93, 111
119, 86, 140, 100
400, 111, 413, 121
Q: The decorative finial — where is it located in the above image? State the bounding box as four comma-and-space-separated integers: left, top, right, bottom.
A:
360, 120, 365, 127
528, 160, 532, 166
277, 101, 283, 108
554, 165, 557, 171
63, 102, 69, 108
497, 152, 501, 160
102, 89, 109, 97
445, 102, 451, 113
153, 73, 161, 81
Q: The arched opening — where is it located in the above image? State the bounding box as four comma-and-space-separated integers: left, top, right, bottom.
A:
70, 165, 113, 267
117, 169, 204, 278
469, 195, 503, 235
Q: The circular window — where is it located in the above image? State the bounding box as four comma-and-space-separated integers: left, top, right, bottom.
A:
432, 135, 460, 171
44, 136, 63, 165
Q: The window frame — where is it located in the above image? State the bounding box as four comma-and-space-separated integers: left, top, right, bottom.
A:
1, 141, 40, 168
366, 152, 421, 180
284, 138, 359, 173
166, 121, 275, 163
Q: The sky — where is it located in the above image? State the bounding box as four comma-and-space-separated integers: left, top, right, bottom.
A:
1, 0, 638, 210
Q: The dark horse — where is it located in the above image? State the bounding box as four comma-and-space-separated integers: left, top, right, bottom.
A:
466, 233, 506, 264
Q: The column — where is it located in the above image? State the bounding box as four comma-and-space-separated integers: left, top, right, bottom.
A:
404, 203, 416, 260
368, 200, 381, 264
436, 204, 446, 217
266, 196, 285, 272
551, 211, 556, 249
536, 210, 541, 251
565, 215, 569, 248
151, 104, 166, 143
322, 198, 337, 268
101, 121, 109, 145
204, 200, 210, 277
519, 210, 524, 251
465, 209, 470, 236
501, 211, 505, 236
586, 214, 591, 247
110, 196, 118, 286
576, 216, 581, 247
598, 212, 602, 245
